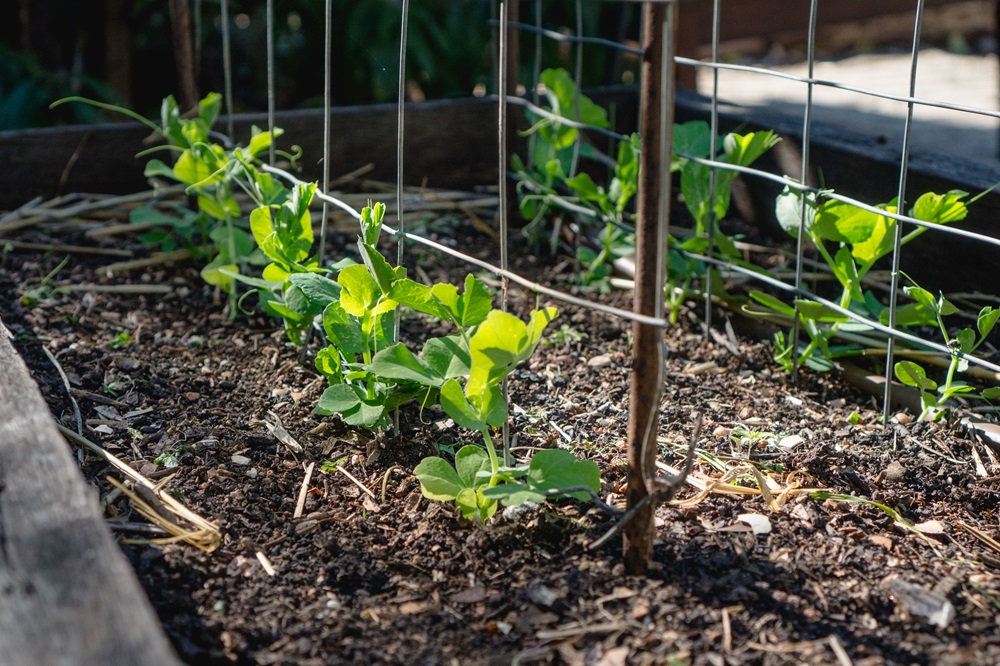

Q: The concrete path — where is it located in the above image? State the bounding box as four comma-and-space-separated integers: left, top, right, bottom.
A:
697, 48, 1000, 164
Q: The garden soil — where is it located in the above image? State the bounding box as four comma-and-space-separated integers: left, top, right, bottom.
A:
2, 219, 1000, 665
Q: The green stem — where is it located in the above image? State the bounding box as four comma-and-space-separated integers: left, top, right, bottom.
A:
50, 96, 165, 137
481, 428, 501, 487
363, 349, 375, 401
225, 214, 238, 319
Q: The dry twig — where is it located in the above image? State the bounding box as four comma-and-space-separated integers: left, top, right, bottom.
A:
59, 425, 220, 552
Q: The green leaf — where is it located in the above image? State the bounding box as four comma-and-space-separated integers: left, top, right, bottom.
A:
431, 274, 493, 327
360, 201, 385, 247
173, 149, 214, 187
525, 307, 559, 352
774, 185, 818, 239
479, 384, 508, 428
200, 259, 237, 292
724, 130, 780, 168
359, 242, 397, 296
712, 228, 740, 259
371, 343, 441, 386
956, 328, 976, 354
846, 212, 893, 266
904, 286, 937, 312
322, 302, 367, 356
794, 300, 849, 323
143, 159, 176, 180
937, 294, 959, 317
980, 387, 1000, 400
283, 283, 320, 317
262, 262, 292, 283
248, 127, 283, 157
482, 450, 600, 505
881, 303, 937, 327
314, 347, 342, 382
315, 383, 363, 415
440, 379, 486, 432
423, 335, 471, 379
466, 311, 529, 396
455, 445, 491, 489
249, 206, 276, 248
563, 172, 603, 201
940, 381, 975, 395
894, 361, 938, 391
911, 190, 968, 225
197, 93, 222, 128
536, 68, 609, 149
196, 195, 229, 221
413, 457, 465, 501
832, 247, 863, 302
338, 264, 381, 316
390, 279, 451, 320
527, 449, 599, 498
455, 487, 497, 521
671, 121, 712, 159
804, 355, 835, 372
979, 306, 1000, 340
287, 273, 341, 310
748, 290, 795, 316
812, 201, 857, 243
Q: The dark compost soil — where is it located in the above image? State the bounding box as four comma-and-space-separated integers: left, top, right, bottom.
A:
2, 214, 1000, 666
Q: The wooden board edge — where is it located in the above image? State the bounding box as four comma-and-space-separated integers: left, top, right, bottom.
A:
0, 315, 182, 666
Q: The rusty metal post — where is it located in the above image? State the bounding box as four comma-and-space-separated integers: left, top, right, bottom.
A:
624, 1, 675, 574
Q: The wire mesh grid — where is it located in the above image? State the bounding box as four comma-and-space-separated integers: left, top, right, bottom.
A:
229, 0, 1000, 472
478, 0, 1000, 423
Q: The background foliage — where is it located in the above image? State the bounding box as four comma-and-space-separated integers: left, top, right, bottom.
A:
2, 0, 640, 130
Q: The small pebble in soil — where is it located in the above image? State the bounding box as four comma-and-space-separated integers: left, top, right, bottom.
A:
502, 501, 539, 523
587, 354, 613, 367
884, 460, 907, 483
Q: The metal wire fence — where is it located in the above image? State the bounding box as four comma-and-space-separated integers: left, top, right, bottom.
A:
222, 0, 1000, 563
472, 0, 1000, 421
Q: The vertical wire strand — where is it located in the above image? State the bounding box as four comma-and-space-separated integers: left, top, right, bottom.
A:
194, 0, 203, 79
655, 7, 674, 322
397, 0, 410, 270
568, 0, 584, 177
390, 0, 411, 439
498, 0, 511, 464
266, 0, 276, 166
319, 0, 332, 265
884, 0, 927, 424
703, 0, 721, 335
220, 0, 234, 140
790, 0, 819, 380
527, 0, 542, 165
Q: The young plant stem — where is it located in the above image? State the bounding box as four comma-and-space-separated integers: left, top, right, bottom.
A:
225, 214, 238, 318
481, 429, 501, 487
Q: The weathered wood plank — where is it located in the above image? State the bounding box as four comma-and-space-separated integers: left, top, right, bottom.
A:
0, 317, 181, 666
676, 0, 980, 54
0, 91, 643, 211
3, 88, 998, 294
0, 97, 504, 209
